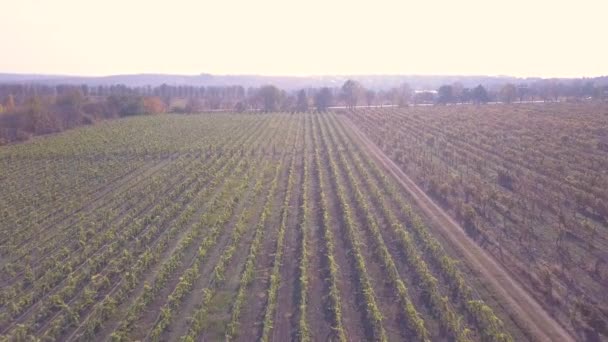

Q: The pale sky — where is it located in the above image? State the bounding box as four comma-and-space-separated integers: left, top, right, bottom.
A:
1, 0, 607, 78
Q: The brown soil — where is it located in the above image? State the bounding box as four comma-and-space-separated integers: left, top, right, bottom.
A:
0, 158, 210, 337
305, 150, 335, 341
5, 157, 172, 273
234, 160, 291, 341
128, 160, 264, 341
163, 160, 278, 342
316, 139, 368, 341
90, 159, 245, 341
326, 141, 406, 340
272, 153, 304, 341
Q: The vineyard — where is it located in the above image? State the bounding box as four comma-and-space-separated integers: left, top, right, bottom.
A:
345, 102, 608, 341
0, 110, 585, 341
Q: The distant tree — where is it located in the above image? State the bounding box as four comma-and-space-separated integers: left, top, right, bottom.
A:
471, 85, 489, 104
341, 80, 362, 109
196, 86, 205, 99
56, 89, 85, 111
437, 85, 454, 104
106, 95, 145, 116
537, 80, 562, 102
500, 83, 517, 103
281, 92, 295, 112
258, 85, 281, 112
234, 101, 247, 112
54, 89, 86, 128
460, 88, 472, 103
184, 97, 203, 112
143, 97, 167, 114
595, 85, 608, 101
398, 83, 412, 107
5, 94, 15, 112
314, 87, 333, 112
451, 82, 464, 103
517, 85, 529, 102
365, 90, 375, 107
553, 82, 565, 101
206, 86, 223, 109
581, 81, 595, 99
296, 89, 309, 112
159, 84, 172, 106
387, 88, 400, 106
536, 82, 550, 102
24, 95, 62, 134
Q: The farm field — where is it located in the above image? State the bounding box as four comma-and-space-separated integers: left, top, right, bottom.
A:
0, 110, 584, 341
345, 102, 608, 341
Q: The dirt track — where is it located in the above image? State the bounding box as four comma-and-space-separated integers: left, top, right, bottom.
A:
340, 115, 575, 342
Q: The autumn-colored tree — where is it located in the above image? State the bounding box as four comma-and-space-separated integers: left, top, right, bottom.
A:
25, 96, 62, 134
5, 94, 15, 112
143, 96, 166, 114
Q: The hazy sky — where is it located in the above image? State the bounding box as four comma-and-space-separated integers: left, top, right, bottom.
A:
1, 0, 606, 78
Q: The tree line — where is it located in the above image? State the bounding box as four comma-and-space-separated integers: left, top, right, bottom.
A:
1, 79, 606, 144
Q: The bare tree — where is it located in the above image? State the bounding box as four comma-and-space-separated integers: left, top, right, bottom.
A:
517, 84, 529, 102
296, 89, 308, 112
341, 80, 362, 109
365, 90, 375, 107
500, 83, 517, 103
4, 94, 15, 112
393, 83, 412, 107
452, 82, 464, 103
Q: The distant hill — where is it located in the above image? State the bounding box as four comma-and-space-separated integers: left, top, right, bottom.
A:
0, 73, 605, 90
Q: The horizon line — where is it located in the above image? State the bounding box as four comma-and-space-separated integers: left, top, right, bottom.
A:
1, 71, 606, 80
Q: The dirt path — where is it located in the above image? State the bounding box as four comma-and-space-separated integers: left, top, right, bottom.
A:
340, 115, 575, 342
